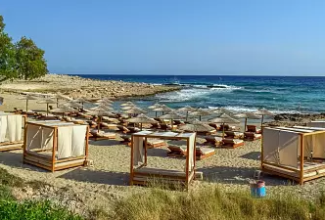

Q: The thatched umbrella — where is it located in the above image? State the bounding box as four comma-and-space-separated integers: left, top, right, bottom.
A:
18, 94, 38, 112
234, 112, 261, 131
148, 103, 163, 117
51, 93, 73, 107
73, 97, 90, 111
209, 113, 240, 138
160, 111, 184, 126
87, 105, 114, 132
212, 107, 233, 116
96, 98, 113, 105
177, 106, 196, 122
123, 106, 146, 115
189, 108, 212, 121
37, 98, 57, 116
254, 108, 274, 125
179, 119, 215, 132
121, 103, 137, 111
127, 113, 157, 130
152, 105, 172, 116
51, 105, 76, 114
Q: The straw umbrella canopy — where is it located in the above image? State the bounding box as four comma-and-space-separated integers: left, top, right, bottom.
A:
37, 98, 57, 116
18, 94, 38, 112
234, 112, 261, 131
127, 113, 157, 130
189, 108, 212, 121
152, 105, 172, 116
123, 106, 146, 115
87, 105, 114, 132
121, 103, 137, 111
179, 119, 215, 132
210, 113, 240, 138
177, 105, 196, 122
160, 111, 184, 125
95, 98, 113, 105
51, 105, 77, 114
148, 102, 162, 109
51, 93, 73, 107
73, 97, 90, 111
254, 108, 274, 125
212, 107, 233, 116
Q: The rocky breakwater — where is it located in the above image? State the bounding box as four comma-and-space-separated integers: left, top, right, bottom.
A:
263, 113, 325, 127
0, 74, 181, 99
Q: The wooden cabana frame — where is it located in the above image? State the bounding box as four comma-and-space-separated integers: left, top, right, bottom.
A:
130, 131, 196, 189
0, 113, 27, 152
23, 121, 89, 172
261, 126, 325, 185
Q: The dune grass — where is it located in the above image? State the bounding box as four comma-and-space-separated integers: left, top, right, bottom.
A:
110, 186, 325, 220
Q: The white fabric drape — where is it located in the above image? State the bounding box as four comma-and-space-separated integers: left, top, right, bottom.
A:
313, 133, 325, 158
41, 127, 54, 150
26, 124, 42, 150
278, 131, 299, 168
71, 125, 87, 157
263, 128, 280, 163
7, 115, 17, 142
133, 136, 144, 166
57, 126, 72, 159
188, 134, 195, 172
0, 115, 7, 142
15, 115, 23, 141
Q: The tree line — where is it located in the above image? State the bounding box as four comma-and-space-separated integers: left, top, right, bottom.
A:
0, 15, 48, 82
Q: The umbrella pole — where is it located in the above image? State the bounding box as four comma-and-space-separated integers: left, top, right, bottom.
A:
140, 123, 143, 130
244, 118, 247, 132
57, 98, 59, 107
47, 103, 49, 116
186, 111, 188, 122
222, 122, 225, 138
98, 116, 101, 132
261, 115, 264, 126
155, 111, 157, 117
199, 115, 202, 121
26, 99, 28, 112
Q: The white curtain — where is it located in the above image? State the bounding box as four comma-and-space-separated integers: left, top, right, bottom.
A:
41, 127, 54, 150
313, 133, 325, 158
26, 124, 42, 150
188, 134, 195, 172
263, 128, 280, 163
15, 115, 23, 141
278, 131, 299, 168
0, 115, 7, 142
7, 115, 17, 142
57, 126, 72, 159
71, 125, 87, 157
133, 136, 144, 166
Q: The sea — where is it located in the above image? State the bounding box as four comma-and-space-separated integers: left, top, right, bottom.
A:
71, 74, 325, 114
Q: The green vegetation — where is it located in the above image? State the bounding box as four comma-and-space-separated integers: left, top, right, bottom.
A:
110, 187, 325, 220
0, 15, 48, 82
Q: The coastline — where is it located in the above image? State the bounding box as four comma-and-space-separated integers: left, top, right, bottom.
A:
0, 74, 181, 100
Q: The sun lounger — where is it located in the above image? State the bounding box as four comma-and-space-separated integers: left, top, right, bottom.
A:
203, 136, 223, 147
89, 130, 116, 141
208, 123, 220, 130
147, 138, 167, 149
222, 138, 244, 148
244, 132, 262, 141
196, 129, 217, 136
246, 125, 262, 134
219, 124, 238, 131
100, 122, 118, 130
196, 147, 215, 160
167, 145, 187, 158
87, 120, 98, 128
160, 123, 177, 131
225, 131, 244, 139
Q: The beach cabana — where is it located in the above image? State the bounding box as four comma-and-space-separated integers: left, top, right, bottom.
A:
130, 131, 196, 189
0, 113, 27, 151
308, 121, 325, 128
261, 126, 325, 184
23, 121, 89, 172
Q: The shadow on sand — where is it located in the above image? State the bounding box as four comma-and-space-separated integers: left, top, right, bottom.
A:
197, 166, 296, 186
240, 151, 261, 161
58, 168, 129, 186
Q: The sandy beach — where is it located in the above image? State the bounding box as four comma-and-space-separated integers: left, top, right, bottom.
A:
0, 75, 325, 218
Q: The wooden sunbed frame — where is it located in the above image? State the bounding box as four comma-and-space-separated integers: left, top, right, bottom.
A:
23, 121, 89, 172
0, 114, 27, 152
261, 126, 325, 185
222, 138, 245, 149
130, 132, 196, 189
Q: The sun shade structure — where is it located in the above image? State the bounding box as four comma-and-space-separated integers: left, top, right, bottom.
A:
189, 108, 212, 121
254, 108, 274, 125
130, 131, 196, 189
95, 98, 113, 105
127, 114, 157, 130
18, 94, 38, 112
210, 113, 240, 138
50, 93, 73, 107
88, 104, 114, 132
73, 97, 90, 111
152, 104, 173, 115
123, 106, 146, 115
179, 120, 215, 132
160, 111, 184, 126
23, 120, 89, 172
235, 112, 261, 131
0, 113, 27, 151
148, 103, 162, 109
37, 98, 57, 116
178, 106, 196, 121
261, 126, 325, 184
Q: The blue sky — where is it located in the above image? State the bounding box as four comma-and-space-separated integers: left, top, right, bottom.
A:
1, 0, 325, 75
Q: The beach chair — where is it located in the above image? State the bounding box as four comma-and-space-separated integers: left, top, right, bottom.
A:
244, 132, 262, 141
100, 122, 118, 130
87, 120, 98, 128
196, 129, 217, 136
219, 124, 238, 131
160, 123, 177, 131
147, 138, 167, 149
203, 136, 223, 147
208, 123, 220, 130
225, 131, 244, 139
167, 145, 187, 158
120, 135, 131, 146
89, 129, 116, 141
196, 147, 215, 160
174, 119, 185, 126
246, 125, 262, 134
222, 138, 245, 148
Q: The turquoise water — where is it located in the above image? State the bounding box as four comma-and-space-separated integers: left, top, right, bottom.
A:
73, 74, 325, 114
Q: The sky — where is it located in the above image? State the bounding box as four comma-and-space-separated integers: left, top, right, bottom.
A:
1, 0, 325, 76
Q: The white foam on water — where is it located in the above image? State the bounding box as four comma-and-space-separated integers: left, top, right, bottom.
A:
208, 106, 302, 114
155, 89, 212, 102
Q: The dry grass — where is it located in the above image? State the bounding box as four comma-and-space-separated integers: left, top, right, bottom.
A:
109, 186, 325, 220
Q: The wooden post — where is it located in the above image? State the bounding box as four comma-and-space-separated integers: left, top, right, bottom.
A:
23, 120, 28, 161
193, 133, 197, 180
244, 118, 247, 132
299, 134, 304, 185
261, 126, 264, 169
130, 135, 134, 185
261, 115, 264, 126
185, 136, 190, 190
52, 127, 57, 172
144, 137, 147, 165
47, 103, 49, 116
85, 126, 89, 161
26, 99, 29, 112
222, 122, 225, 138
